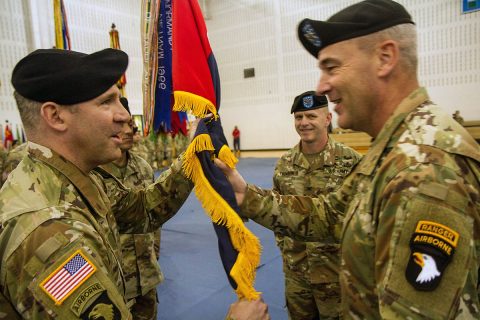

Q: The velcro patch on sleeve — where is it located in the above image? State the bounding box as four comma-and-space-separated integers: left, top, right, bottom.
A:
405, 220, 458, 291
40, 249, 97, 305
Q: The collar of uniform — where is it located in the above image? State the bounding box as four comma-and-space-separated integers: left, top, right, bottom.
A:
100, 151, 138, 180
121, 152, 142, 179
293, 136, 336, 170
100, 161, 122, 177
354, 87, 430, 176
290, 143, 309, 170
27, 142, 110, 217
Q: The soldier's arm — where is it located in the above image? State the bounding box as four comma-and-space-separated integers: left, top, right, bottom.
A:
240, 184, 344, 241
2, 213, 132, 319
374, 157, 479, 318
215, 158, 346, 240
104, 154, 193, 233
272, 160, 282, 193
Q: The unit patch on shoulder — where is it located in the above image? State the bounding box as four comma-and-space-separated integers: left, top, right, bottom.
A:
40, 249, 97, 305
79, 291, 121, 320
405, 220, 459, 291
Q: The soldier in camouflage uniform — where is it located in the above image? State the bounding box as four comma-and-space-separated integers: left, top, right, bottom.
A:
1, 142, 27, 186
101, 97, 162, 320
155, 133, 164, 170
162, 133, 173, 167
0, 48, 193, 319
224, 0, 480, 318
130, 130, 151, 164
274, 92, 361, 319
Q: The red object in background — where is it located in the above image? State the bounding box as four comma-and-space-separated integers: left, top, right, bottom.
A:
4, 123, 13, 149
232, 128, 240, 139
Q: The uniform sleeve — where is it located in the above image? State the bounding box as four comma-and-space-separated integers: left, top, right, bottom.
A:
375, 161, 479, 319
239, 184, 345, 241
110, 154, 193, 233
3, 215, 131, 319
272, 159, 282, 193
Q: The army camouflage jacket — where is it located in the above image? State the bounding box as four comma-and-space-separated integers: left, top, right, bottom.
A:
101, 152, 166, 300
273, 137, 361, 284
0, 143, 192, 319
131, 140, 152, 166
240, 88, 480, 319
1, 142, 27, 187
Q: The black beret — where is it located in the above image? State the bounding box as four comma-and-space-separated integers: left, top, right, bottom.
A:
120, 96, 131, 114
298, 0, 414, 58
11, 48, 128, 104
291, 91, 328, 114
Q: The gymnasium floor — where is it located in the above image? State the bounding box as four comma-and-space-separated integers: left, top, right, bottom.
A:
156, 157, 288, 319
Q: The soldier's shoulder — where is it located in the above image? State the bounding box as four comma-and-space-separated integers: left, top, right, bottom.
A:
129, 152, 154, 176
404, 103, 480, 162
331, 140, 362, 160
3, 214, 129, 319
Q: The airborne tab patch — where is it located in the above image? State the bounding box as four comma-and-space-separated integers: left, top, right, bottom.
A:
406, 220, 458, 291
40, 249, 97, 305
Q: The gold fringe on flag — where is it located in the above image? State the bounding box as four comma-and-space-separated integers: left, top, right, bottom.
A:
182, 134, 261, 300
173, 91, 218, 119
218, 145, 238, 169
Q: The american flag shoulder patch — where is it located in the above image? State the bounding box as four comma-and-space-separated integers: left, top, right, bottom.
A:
40, 249, 97, 305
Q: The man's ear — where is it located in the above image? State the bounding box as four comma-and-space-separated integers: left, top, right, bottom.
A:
325, 111, 332, 127
376, 40, 399, 77
40, 102, 68, 132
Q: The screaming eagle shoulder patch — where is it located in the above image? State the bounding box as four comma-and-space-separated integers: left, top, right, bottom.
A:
405, 220, 459, 291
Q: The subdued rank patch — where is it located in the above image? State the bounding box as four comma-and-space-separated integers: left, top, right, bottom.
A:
405, 220, 459, 291
80, 291, 121, 320
40, 249, 97, 305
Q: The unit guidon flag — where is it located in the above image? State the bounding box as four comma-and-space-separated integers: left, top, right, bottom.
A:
172, 0, 261, 300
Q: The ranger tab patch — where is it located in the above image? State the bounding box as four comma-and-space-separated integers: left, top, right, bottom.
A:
405, 220, 459, 291
40, 249, 97, 305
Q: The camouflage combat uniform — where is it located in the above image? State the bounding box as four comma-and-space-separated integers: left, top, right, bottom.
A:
240, 88, 480, 319
0, 142, 192, 319
273, 137, 361, 319
131, 138, 151, 165
101, 152, 163, 320
1, 142, 27, 186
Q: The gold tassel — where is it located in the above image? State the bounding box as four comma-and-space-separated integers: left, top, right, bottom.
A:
182, 134, 261, 300
173, 91, 218, 119
218, 145, 238, 169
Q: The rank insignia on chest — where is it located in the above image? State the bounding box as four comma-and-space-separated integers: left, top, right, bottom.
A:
405, 220, 458, 291
40, 249, 97, 305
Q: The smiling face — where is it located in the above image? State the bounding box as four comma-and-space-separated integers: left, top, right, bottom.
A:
294, 107, 331, 152
316, 39, 380, 133
62, 85, 130, 170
